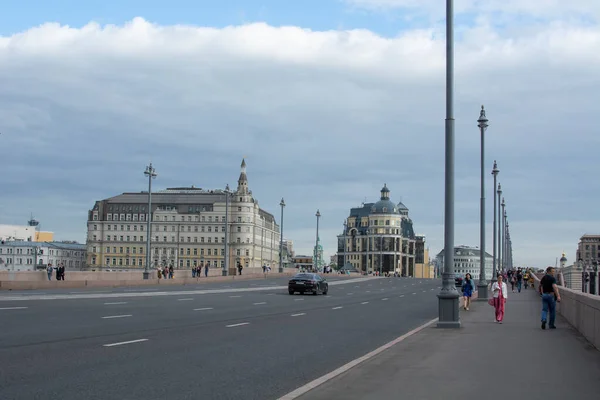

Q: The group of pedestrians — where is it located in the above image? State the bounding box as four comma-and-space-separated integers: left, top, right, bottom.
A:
192, 264, 209, 278
459, 266, 560, 328
46, 264, 65, 281
157, 265, 174, 279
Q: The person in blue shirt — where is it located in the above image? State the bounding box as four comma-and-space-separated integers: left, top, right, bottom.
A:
462, 273, 475, 311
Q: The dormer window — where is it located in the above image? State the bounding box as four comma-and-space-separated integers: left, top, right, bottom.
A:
382, 207, 387, 213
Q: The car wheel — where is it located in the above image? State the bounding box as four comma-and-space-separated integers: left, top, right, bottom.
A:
289, 290, 294, 295
323, 285, 328, 295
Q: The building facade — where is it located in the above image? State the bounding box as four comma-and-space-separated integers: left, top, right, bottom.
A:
0, 241, 86, 271
414, 235, 434, 278
86, 160, 281, 272
0, 224, 54, 242
337, 184, 417, 275
576, 234, 600, 266
292, 255, 313, 271
435, 245, 493, 281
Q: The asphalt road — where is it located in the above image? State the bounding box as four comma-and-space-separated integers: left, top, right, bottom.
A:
0, 276, 441, 400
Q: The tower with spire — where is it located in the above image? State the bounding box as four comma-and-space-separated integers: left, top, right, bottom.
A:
237, 158, 249, 196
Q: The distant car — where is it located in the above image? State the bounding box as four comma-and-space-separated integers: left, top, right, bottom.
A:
288, 273, 329, 295
455, 275, 463, 287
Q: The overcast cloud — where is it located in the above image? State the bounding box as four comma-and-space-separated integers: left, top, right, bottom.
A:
0, 1, 599, 267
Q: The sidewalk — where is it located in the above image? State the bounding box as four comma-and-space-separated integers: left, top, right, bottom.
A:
297, 287, 600, 400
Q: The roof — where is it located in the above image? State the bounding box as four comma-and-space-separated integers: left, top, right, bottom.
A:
0, 241, 86, 250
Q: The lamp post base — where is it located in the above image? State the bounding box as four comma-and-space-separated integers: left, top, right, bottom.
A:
476, 281, 489, 301
437, 289, 461, 329
278, 267, 284, 273
142, 271, 150, 280
222, 270, 228, 277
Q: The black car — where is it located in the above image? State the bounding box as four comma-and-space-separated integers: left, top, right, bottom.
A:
288, 273, 328, 295
455, 275, 463, 287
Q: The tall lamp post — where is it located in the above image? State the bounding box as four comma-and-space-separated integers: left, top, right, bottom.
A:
477, 106, 489, 300
279, 198, 285, 273
437, 0, 460, 328
497, 184, 502, 274
223, 184, 231, 276
143, 163, 157, 280
315, 210, 321, 272
343, 220, 348, 269
501, 202, 506, 271
491, 162, 499, 281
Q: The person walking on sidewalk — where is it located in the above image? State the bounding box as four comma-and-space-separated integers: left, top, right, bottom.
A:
491, 274, 508, 323
539, 266, 561, 330
461, 273, 474, 311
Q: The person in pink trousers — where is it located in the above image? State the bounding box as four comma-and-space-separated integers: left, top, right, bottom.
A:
491, 274, 508, 323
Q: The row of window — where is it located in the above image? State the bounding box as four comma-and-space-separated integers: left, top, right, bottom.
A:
91, 223, 274, 234
0, 248, 82, 257
92, 246, 256, 257
0, 258, 82, 267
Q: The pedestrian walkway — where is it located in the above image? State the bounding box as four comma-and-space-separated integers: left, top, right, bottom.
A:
297, 287, 600, 400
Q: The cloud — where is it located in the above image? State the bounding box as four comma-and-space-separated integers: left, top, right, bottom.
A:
0, 15, 599, 267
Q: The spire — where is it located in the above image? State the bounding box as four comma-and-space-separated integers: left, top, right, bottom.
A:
380, 183, 390, 200
237, 158, 248, 195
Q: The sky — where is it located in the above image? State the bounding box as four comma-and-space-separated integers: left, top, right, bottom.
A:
1, 0, 599, 267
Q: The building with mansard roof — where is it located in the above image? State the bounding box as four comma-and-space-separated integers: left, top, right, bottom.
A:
337, 184, 421, 276
86, 159, 281, 272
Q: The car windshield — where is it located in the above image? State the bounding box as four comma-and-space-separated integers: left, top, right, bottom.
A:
293, 274, 314, 280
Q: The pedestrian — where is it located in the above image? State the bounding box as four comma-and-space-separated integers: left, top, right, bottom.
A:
539, 266, 561, 330
46, 264, 53, 281
510, 274, 516, 293
169, 265, 174, 279
461, 273, 474, 311
192, 267, 196, 278
516, 269, 523, 293
205, 263, 209, 277
491, 274, 508, 323
237, 263, 243, 275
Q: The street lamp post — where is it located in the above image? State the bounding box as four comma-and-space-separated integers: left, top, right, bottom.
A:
315, 210, 321, 272
497, 184, 502, 274
279, 198, 285, 273
143, 163, 157, 280
501, 197, 505, 272
343, 220, 348, 269
437, 0, 460, 328
223, 184, 231, 276
477, 106, 489, 300
491, 162, 499, 281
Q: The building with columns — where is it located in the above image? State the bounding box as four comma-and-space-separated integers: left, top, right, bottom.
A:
337, 184, 417, 275
85, 159, 281, 272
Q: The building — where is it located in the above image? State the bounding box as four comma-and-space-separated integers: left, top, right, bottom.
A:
0, 241, 86, 271
414, 235, 434, 278
337, 184, 417, 275
0, 224, 54, 242
435, 245, 493, 281
292, 255, 313, 271
576, 234, 600, 265
86, 159, 281, 272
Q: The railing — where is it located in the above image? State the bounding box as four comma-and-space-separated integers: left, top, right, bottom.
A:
532, 274, 600, 350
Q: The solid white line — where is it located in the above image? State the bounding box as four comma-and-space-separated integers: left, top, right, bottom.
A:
226, 322, 249, 328
229, 295, 242, 298
193, 307, 213, 311
382, 298, 389, 301
103, 339, 148, 347
104, 302, 127, 305
291, 313, 305, 317
178, 298, 194, 301
253, 302, 267, 305
361, 301, 369, 304
277, 318, 438, 400
102, 314, 132, 319
332, 306, 343, 310
0, 306, 28, 310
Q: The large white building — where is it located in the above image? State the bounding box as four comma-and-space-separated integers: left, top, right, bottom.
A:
0, 241, 86, 272
86, 159, 281, 272
0, 224, 38, 242
435, 245, 493, 281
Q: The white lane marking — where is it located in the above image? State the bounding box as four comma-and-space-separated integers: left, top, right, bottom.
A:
291, 313, 306, 317
332, 306, 343, 310
104, 302, 127, 305
400, 295, 405, 298
422, 290, 427, 293
253, 302, 267, 305
0, 277, 381, 302
382, 298, 389, 301
266, 293, 275, 296
361, 301, 369, 304
102, 314, 132, 319
366, 291, 371, 293
229, 295, 242, 298
193, 307, 214, 311
0, 306, 28, 310
277, 318, 439, 400
71, 291, 111, 294
412, 293, 416, 295
103, 339, 148, 347
178, 298, 194, 301
431, 288, 435, 291
226, 322, 249, 328
347, 293, 353, 295
294, 298, 304, 301
380, 289, 385, 291
354, 286, 360, 288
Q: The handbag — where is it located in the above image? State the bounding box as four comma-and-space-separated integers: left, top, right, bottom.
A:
488, 297, 495, 307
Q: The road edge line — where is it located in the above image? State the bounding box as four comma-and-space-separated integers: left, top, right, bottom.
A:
277, 317, 439, 400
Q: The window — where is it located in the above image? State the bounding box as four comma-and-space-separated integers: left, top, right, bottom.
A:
93, 235, 97, 241
237, 217, 242, 222
238, 207, 242, 212
107, 215, 113, 221
108, 225, 111, 231
221, 226, 225, 232
208, 227, 212, 233
93, 224, 98, 230
236, 238, 241, 243
236, 249, 241, 256
237, 227, 241, 232
187, 248, 191, 255
245, 249, 250, 256
193, 249, 198, 256
179, 259, 184, 267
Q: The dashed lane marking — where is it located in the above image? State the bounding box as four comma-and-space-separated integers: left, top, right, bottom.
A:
332, 306, 343, 310
291, 313, 306, 317
399, 295, 405, 298
103, 339, 148, 347
0, 307, 28, 310
178, 298, 194, 301
229, 295, 242, 298
193, 307, 213, 311
102, 314, 132, 319
253, 302, 267, 305
104, 302, 127, 305
294, 299, 304, 301
382, 298, 389, 301
361, 302, 369, 304
226, 322, 250, 328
